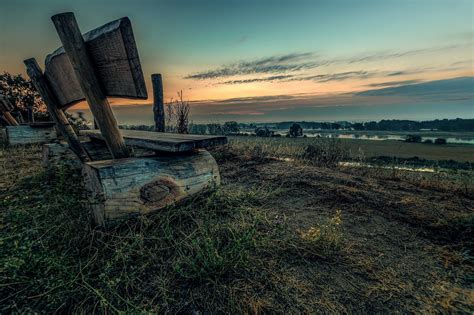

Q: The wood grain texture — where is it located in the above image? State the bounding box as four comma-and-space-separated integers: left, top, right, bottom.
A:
82, 150, 220, 226
152, 74, 165, 132
0, 95, 19, 126
51, 12, 130, 159
45, 17, 147, 108
42, 141, 157, 168
6, 125, 57, 145
80, 129, 228, 152
24, 58, 90, 162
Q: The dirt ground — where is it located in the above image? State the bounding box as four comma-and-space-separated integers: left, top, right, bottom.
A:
1, 144, 473, 313
217, 151, 473, 313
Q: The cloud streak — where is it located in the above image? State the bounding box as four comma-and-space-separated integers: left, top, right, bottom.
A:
184, 43, 471, 81
185, 53, 316, 79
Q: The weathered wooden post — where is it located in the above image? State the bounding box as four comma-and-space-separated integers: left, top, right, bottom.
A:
0, 95, 20, 126
51, 12, 130, 159
27, 106, 34, 123
152, 74, 165, 132
24, 58, 91, 162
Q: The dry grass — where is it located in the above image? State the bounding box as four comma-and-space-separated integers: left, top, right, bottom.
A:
1, 141, 473, 313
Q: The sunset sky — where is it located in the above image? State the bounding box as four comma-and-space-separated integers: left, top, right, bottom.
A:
1, 0, 473, 123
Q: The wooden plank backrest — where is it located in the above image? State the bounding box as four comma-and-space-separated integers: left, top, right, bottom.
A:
44, 17, 147, 109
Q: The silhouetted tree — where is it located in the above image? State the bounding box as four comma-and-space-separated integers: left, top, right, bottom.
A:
289, 123, 303, 137
0, 72, 47, 122
223, 121, 239, 134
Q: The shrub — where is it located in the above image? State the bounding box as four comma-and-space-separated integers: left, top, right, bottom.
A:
423, 139, 433, 144
165, 91, 190, 134
300, 138, 349, 168
434, 138, 447, 145
255, 127, 273, 137
405, 135, 422, 143
289, 123, 303, 137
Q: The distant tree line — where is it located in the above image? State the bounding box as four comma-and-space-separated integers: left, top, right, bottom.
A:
121, 118, 473, 136
267, 119, 474, 132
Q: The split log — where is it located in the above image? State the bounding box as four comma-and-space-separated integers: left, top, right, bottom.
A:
82, 150, 220, 226
5, 125, 57, 145
51, 12, 130, 159
152, 74, 165, 132
42, 141, 156, 169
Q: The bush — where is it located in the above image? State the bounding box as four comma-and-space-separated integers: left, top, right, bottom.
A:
300, 139, 349, 168
423, 139, 433, 144
255, 127, 273, 137
289, 123, 303, 137
434, 138, 447, 145
405, 135, 422, 143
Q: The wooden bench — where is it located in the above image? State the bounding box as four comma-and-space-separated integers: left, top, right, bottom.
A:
25, 12, 227, 226
1, 95, 58, 145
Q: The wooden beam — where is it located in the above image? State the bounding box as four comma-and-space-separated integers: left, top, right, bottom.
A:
152, 74, 165, 132
51, 12, 130, 159
24, 58, 90, 162
0, 96, 19, 126
2, 112, 19, 126
27, 106, 34, 123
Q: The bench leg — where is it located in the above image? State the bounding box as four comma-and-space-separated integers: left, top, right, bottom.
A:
82, 150, 220, 226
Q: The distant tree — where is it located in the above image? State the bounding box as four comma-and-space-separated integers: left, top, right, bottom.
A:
189, 123, 207, 134
352, 123, 365, 131
289, 123, 303, 137
434, 138, 447, 145
207, 123, 224, 135
223, 121, 239, 134
423, 139, 433, 144
405, 135, 422, 143
255, 127, 273, 137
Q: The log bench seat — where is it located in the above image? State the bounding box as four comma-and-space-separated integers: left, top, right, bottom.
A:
80, 129, 228, 152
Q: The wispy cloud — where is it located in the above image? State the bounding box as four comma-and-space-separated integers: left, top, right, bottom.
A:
184, 52, 316, 79
184, 44, 471, 81
289, 71, 376, 83
365, 79, 422, 88
214, 70, 381, 85
217, 75, 294, 85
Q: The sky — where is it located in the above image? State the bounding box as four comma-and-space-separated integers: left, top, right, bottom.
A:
0, 0, 473, 123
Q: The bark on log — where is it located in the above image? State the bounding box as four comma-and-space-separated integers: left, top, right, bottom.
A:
24, 58, 90, 162
51, 12, 130, 159
82, 150, 220, 226
6, 125, 57, 145
152, 74, 165, 132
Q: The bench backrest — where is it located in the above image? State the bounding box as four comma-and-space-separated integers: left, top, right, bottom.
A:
44, 17, 147, 109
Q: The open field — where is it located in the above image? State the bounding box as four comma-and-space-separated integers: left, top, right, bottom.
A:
1, 142, 473, 313
230, 136, 474, 164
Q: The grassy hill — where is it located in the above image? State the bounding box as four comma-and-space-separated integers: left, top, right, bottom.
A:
0, 139, 473, 313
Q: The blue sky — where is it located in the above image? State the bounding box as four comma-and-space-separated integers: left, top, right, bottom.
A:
0, 0, 473, 123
